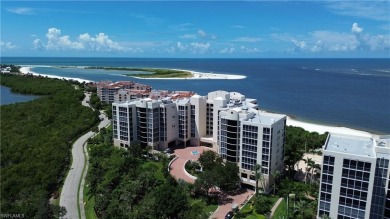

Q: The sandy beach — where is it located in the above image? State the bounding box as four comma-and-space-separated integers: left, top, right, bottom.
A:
19, 66, 94, 83
287, 116, 374, 137
129, 69, 246, 80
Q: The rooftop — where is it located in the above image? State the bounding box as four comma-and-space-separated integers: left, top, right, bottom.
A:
245, 111, 286, 125
324, 133, 376, 158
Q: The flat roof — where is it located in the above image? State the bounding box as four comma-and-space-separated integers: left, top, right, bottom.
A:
325, 133, 375, 157
244, 112, 286, 125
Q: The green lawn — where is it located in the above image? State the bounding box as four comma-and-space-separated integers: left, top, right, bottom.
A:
84, 184, 98, 219
272, 199, 287, 219
141, 161, 165, 181
204, 204, 218, 215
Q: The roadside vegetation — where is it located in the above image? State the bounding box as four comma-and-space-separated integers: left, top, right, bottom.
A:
0, 74, 98, 218
85, 66, 192, 78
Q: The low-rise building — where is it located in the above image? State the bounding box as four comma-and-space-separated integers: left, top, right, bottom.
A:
97, 81, 151, 103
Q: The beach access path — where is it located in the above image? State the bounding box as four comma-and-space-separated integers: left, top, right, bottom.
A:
59, 93, 110, 219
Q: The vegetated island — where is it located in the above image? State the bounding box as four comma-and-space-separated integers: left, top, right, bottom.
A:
85, 66, 192, 78
84, 66, 247, 79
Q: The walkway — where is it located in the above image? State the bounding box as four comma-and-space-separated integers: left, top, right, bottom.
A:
60, 93, 110, 219
270, 197, 284, 217
210, 190, 254, 219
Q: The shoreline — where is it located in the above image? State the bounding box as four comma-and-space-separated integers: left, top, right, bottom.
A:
286, 116, 375, 138
128, 68, 246, 80
119, 67, 246, 80
19, 66, 94, 83
18, 65, 378, 137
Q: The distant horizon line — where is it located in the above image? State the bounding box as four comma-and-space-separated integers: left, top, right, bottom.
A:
1, 56, 389, 59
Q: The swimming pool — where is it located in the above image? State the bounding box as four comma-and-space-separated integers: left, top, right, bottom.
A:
191, 150, 200, 155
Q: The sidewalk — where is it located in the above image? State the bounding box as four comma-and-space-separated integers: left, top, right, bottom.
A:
270, 197, 284, 217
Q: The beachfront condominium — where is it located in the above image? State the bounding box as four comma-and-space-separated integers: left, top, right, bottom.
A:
97, 81, 151, 103
317, 133, 390, 219
112, 90, 286, 193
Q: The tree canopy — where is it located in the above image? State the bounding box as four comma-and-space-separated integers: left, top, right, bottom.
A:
0, 74, 98, 218
284, 126, 327, 177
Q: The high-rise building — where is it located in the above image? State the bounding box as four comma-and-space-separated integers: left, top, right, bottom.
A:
112, 90, 286, 193
317, 133, 390, 219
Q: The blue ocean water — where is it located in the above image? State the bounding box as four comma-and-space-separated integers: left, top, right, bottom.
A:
0, 85, 40, 105
1, 57, 389, 134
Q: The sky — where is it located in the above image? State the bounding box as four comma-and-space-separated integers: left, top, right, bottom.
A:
1, 1, 389, 58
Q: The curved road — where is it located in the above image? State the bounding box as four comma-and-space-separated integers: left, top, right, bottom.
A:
60, 93, 110, 219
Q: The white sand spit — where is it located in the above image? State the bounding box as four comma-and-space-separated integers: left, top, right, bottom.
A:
19, 66, 94, 83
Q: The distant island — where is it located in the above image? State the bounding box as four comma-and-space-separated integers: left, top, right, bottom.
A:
85, 66, 192, 78
84, 66, 246, 80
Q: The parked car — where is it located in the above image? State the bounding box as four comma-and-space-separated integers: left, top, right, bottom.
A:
164, 148, 172, 154
225, 211, 234, 219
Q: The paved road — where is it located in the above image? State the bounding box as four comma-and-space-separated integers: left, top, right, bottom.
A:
60, 93, 110, 219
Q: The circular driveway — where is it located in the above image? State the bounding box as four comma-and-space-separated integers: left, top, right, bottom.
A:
169, 146, 254, 219
169, 146, 212, 183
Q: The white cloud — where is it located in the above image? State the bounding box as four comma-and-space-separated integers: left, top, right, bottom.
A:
310, 31, 359, 52
46, 28, 83, 50
210, 34, 217, 40
327, 2, 390, 22
232, 37, 262, 43
197, 30, 207, 38
179, 34, 197, 39
33, 39, 44, 50
240, 46, 261, 54
34, 28, 126, 52
78, 32, 124, 51
169, 23, 193, 31
179, 30, 217, 40
190, 42, 210, 54
351, 23, 363, 34
171, 41, 211, 54
176, 42, 187, 51
291, 39, 307, 50
219, 47, 236, 54
231, 25, 246, 29
285, 23, 389, 53
7, 7, 34, 15
0, 41, 17, 49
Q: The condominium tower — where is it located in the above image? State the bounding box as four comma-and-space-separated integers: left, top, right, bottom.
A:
112, 90, 286, 192
318, 133, 390, 219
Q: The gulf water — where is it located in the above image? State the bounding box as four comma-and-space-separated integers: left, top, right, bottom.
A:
1, 57, 389, 134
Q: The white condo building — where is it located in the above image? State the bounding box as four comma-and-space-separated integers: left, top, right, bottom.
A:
112, 90, 286, 192
318, 133, 390, 219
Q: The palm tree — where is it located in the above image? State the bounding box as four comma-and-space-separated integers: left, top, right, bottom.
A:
293, 200, 307, 218
271, 170, 281, 195
253, 164, 263, 195
302, 158, 311, 184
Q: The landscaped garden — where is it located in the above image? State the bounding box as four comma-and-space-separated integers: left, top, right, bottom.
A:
235, 194, 279, 219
